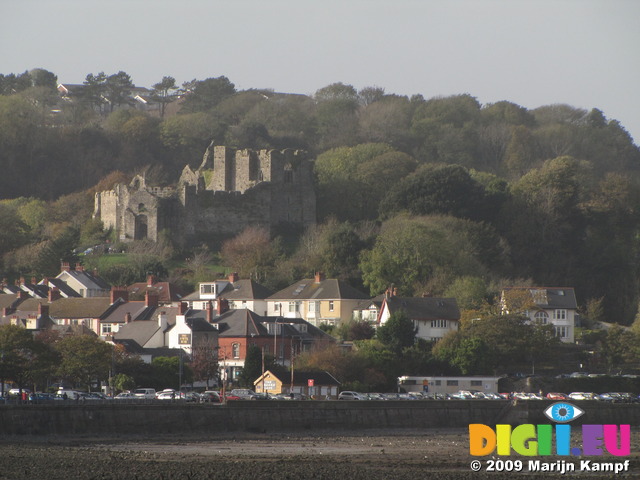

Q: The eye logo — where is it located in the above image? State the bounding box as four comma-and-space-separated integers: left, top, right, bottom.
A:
544, 402, 584, 423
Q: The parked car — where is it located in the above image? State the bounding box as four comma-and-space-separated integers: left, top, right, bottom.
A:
200, 391, 221, 403
134, 388, 156, 399
338, 391, 367, 400
114, 392, 137, 400
282, 392, 308, 401
546, 392, 569, 400
568, 392, 598, 400
156, 389, 186, 401
229, 388, 267, 400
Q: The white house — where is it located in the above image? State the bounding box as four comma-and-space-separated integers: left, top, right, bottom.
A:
377, 294, 460, 342
500, 287, 577, 343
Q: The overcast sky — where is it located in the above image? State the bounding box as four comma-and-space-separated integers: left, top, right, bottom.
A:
3, 0, 639, 145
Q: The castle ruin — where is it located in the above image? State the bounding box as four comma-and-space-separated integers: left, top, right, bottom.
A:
94, 144, 316, 247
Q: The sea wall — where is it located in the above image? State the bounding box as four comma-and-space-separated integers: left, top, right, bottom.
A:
0, 401, 638, 436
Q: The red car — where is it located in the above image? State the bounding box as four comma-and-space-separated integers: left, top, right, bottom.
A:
546, 392, 569, 400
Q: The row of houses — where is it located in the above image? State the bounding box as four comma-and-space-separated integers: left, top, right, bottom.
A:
0, 263, 578, 384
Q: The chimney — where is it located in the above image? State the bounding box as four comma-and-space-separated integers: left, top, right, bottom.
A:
158, 311, 168, 330
48, 288, 61, 302
145, 291, 159, 308
147, 275, 156, 287
125, 312, 132, 324
75, 263, 84, 272
38, 303, 49, 317
228, 272, 239, 283
217, 298, 229, 315
206, 301, 213, 323
110, 287, 129, 304
19, 277, 26, 286
314, 271, 325, 283
61, 261, 71, 272
178, 301, 188, 315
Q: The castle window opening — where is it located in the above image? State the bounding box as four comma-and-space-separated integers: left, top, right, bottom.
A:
284, 170, 293, 183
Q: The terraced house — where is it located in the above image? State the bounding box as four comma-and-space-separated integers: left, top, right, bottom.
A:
266, 272, 370, 326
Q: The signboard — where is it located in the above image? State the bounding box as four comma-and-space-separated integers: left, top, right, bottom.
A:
178, 333, 191, 345
423, 379, 429, 393
264, 380, 276, 390
308, 379, 314, 387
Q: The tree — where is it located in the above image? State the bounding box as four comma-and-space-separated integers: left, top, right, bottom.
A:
180, 76, 236, 113
0, 203, 29, 257
191, 337, 219, 389
27, 68, 58, 90
150, 356, 190, 390
444, 277, 488, 310
0, 325, 49, 392
113, 373, 136, 393
337, 319, 375, 341
434, 334, 490, 375
56, 335, 113, 391
238, 345, 265, 387
382, 164, 491, 221
82, 72, 107, 113
151, 76, 178, 117
360, 215, 507, 296
376, 311, 417, 354
35, 225, 80, 276
104, 71, 134, 112
220, 226, 282, 282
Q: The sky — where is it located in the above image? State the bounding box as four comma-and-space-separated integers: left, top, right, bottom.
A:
2, 0, 639, 145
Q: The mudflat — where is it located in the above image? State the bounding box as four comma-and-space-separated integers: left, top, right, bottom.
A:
0, 428, 638, 479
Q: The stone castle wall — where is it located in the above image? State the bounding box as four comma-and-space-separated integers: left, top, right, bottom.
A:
94, 145, 316, 246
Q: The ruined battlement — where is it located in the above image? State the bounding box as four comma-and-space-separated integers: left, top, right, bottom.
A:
95, 144, 316, 246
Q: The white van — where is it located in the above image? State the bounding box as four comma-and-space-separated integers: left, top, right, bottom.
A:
55, 388, 81, 401
134, 388, 156, 399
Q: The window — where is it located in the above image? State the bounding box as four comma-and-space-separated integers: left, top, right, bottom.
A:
555, 326, 569, 338
232, 343, 240, 358
434, 380, 441, 386
447, 380, 458, 386
535, 311, 549, 324
309, 301, 316, 313
470, 380, 482, 386
288, 301, 300, 313
553, 309, 567, 320
431, 319, 448, 328
328, 300, 334, 312
101, 324, 112, 335
200, 284, 214, 295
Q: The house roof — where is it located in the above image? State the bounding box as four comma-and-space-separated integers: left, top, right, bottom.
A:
182, 279, 273, 302
48, 297, 114, 319
503, 287, 578, 310
383, 296, 460, 321
219, 279, 274, 301
113, 319, 163, 348
255, 369, 340, 386
43, 278, 81, 298
0, 293, 23, 311
101, 301, 161, 324
56, 269, 111, 292
127, 281, 185, 303
267, 278, 369, 301
214, 309, 270, 337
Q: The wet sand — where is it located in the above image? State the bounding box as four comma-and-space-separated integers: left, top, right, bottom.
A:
0, 429, 638, 479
